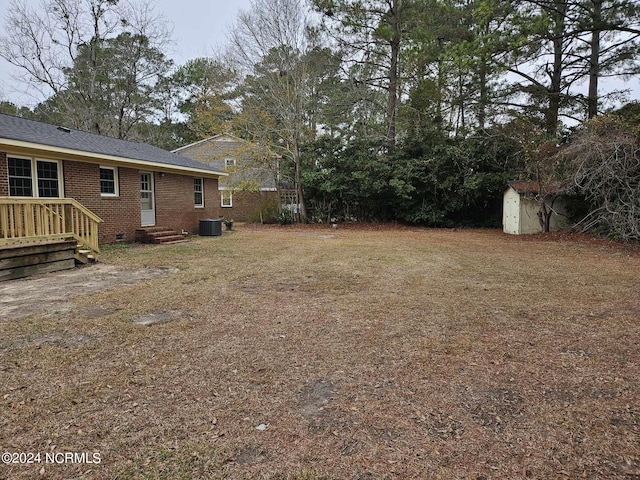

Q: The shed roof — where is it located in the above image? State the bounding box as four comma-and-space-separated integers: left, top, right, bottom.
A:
507, 180, 566, 196
507, 181, 542, 195
0, 113, 226, 177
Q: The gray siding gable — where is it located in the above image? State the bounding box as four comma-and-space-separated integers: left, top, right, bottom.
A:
175, 134, 277, 190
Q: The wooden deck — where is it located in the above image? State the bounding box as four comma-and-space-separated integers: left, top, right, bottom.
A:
0, 197, 103, 252
0, 198, 102, 281
0, 237, 79, 282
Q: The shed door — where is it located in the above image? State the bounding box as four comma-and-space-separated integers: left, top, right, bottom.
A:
503, 190, 520, 234
140, 172, 156, 226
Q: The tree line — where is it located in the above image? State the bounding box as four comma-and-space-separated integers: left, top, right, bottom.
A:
1, 0, 639, 239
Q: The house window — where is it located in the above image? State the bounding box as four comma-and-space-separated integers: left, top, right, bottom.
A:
194, 177, 204, 207
7, 156, 62, 198
36, 160, 60, 197
8, 157, 33, 196
100, 166, 119, 196
221, 190, 232, 207
224, 158, 236, 169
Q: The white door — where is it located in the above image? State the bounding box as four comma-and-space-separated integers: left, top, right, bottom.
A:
140, 172, 156, 226
503, 194, 520, 234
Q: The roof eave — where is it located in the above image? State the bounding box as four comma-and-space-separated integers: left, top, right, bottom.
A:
0, 138, 228, 178
172, 134, 230, 152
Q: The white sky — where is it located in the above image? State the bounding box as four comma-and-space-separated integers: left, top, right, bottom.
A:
0, 0, 637, 111
0, 0, 253, 107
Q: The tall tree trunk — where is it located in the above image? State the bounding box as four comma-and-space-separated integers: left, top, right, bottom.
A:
385, 0, 400, 154
588, 0, 602, 119
546, 0, 567, 137
478, 64, 487, 130
458, 70, 466, 134
293, 137, 307, 222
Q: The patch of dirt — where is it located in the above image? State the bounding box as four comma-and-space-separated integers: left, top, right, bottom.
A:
297, 232, 337, 239
233, 446, 270, 465
463, 387, 525, 433
0, 332, 94, 354
131, 310, 183, 326
0, 264, 177, 320
298, 379, 335, 420
415, 412, 465, 441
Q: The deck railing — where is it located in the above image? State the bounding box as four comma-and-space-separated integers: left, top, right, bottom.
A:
0, 197, 103, 252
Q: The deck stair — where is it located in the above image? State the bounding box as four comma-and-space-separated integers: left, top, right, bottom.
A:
0, 198, 102, 280
0, 237, 78, 281
74, 245, 97, 265
135, 226, 186, 244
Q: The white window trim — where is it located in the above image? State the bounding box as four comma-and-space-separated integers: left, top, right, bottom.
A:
7, 155, 64, 198
100, 166, 119, 197
7, 155, 33, 197
224, 157, 236, 169
221, 190, 233, 207
194, 177, 204, 208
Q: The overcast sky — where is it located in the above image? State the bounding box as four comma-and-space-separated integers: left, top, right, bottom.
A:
0, 0, 253, 107
0, 0, 638, 110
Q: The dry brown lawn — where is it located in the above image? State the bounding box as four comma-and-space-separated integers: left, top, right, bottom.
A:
1, 225, 639, 479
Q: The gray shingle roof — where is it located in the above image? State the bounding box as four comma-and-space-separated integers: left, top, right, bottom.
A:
0, 113, 225, 175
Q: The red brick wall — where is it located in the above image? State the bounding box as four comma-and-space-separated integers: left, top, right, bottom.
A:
63, 161, 141, 243
1, 155, 221, 244
0, 153, 7, 196
154, 173, 220, 235
221, 190, 279, 222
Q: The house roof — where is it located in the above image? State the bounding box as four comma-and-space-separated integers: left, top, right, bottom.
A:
173, 134, 237, 153
173, 134, 252, 165
0, 113, 227, 178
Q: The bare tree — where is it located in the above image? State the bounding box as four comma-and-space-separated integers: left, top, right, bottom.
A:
510, 117, 573, 231
228, 0, 318, 221
0, 0, 172, 136
562, 114, 640, 240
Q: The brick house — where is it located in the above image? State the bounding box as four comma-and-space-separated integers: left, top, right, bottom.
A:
0, 113, 227, 247
174, 134, 280, 222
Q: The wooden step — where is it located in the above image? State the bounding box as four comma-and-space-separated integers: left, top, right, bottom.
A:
155, 234, 186, 243
139, 226, 169, 232
146, 230, 179, 238
74, 247, 97, 265
0, 238, 78, 281
135, 226, 185, 244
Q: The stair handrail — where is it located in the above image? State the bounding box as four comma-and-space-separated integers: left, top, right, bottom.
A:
0, 197, 103, 252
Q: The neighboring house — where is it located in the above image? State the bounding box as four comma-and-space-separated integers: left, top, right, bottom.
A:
0, 113, 227, 248
503, 181, 569, 235
174, 134, 279, 222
